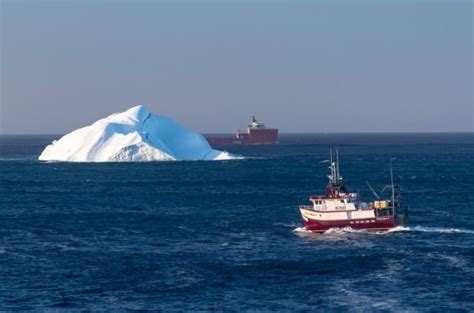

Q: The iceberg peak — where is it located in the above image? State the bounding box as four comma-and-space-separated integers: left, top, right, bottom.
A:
39, 105, 235, 162
104, 104, 151, 125
123, 104, 150, 120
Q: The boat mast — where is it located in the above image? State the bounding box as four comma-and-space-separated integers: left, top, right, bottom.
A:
329, 148, 334, 184
390, 156, 395, 211
336, 148, 340, 184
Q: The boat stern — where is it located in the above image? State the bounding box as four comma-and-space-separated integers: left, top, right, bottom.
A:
395, 208, 409, 227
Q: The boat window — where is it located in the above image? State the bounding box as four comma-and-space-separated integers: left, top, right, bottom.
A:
340, 200, 345, 203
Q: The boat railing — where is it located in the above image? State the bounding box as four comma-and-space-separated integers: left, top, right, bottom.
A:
299, 205, 313, 210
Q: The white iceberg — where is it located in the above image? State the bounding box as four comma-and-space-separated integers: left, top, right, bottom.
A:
39, 105, 235, 162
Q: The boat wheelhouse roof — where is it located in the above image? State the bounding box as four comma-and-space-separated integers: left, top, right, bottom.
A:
310, 193, 358, 200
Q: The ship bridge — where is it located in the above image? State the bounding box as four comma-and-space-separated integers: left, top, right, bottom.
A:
249, 116, 265, 129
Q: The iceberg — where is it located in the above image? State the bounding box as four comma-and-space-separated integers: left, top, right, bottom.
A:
39, 105, 234, 162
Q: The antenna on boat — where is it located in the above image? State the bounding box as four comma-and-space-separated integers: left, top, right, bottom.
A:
336, 148, 340, 184
366, 180, 380, 199
329, 148, 334, 182
390, 155, 395, 211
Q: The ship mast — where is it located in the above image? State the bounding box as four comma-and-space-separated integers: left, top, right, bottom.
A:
330, 148, 333, 180
390, 156, 395, 211
329, 148, 335, 184
327, 148, 344, 196
329, 147, 341, 185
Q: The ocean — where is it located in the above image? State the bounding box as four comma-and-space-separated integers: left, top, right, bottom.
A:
1, 133, 473, 311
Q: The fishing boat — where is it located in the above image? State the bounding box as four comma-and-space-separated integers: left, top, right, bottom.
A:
298, 149, 408, 232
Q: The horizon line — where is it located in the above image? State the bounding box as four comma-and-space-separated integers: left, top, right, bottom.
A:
0, 131, 473, 136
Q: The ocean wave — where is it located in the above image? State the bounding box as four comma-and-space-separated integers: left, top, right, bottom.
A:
292, 226, 379, 239
323, 227, 370, 235
274, 222, 299, 228
293, 225, 474, 236
293, 226, 381, 235
292, 227, 313, 234
0, 157, 33, 162
213, 151, 245, 161
330, 280, 408, 313
387, 225, 474, 234
426, 253, 472, 273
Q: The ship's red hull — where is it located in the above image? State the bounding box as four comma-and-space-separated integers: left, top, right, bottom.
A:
206, 137, 235, 145
238, 128, 278, 144
206, 128, 278, 146
303, 216, 396, 233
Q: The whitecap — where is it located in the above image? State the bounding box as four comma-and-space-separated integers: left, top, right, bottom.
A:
292, 227, 313, 233
324, 227, 362, 234
387, 225, 474, 234
212, 151, 245, 161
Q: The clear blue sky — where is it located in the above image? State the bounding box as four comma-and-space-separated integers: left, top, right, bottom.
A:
1, 0, 472, 134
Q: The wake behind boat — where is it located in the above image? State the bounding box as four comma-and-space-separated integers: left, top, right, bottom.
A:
298, 149, 408, 233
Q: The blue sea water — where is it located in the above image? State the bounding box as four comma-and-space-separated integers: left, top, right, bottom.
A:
0, 133, 473, 311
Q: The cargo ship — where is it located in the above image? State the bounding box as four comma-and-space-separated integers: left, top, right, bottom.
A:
206, 116, 278, 146
298, 149, 408, 233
